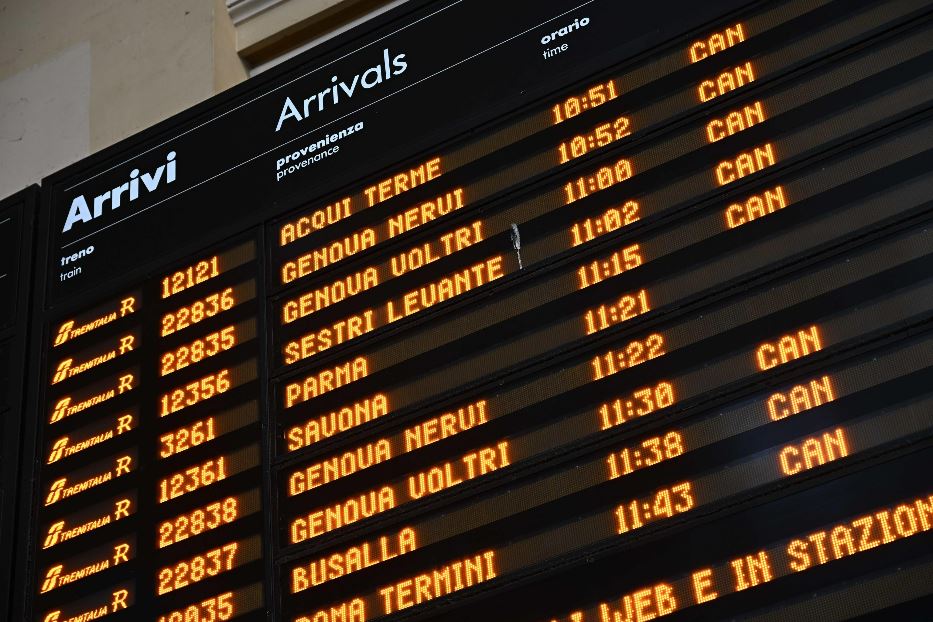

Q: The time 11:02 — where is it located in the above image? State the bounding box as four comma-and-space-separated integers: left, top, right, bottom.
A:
570, 201, 640, 247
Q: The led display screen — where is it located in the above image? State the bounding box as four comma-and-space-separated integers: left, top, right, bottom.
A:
0, 187, 39, 622
15, 1, 933, 621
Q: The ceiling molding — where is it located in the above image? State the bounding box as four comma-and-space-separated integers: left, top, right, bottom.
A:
247, 0, 410, 74
226, 0, 289, 26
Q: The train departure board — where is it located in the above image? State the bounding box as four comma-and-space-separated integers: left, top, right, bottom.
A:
0, 195, 27, 331
10, 0, 933, 621
1, 186, 38, 622
0, 217, 13, 329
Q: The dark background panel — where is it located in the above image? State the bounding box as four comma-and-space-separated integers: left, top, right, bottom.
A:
1, 196, 25, 331
10, 0, 933, 621
368, 443, 933, 622
38, 0, 753, 307
0, 215, 14, 329
0, 341, 9, 414
0, 187, 39, 622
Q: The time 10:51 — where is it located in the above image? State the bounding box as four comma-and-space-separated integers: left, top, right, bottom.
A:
552, 80, 620, 124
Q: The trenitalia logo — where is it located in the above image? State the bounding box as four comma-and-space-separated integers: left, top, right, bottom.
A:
52, 335, 136, 384
42, 589, 130, 622
47, 438, 69, 463
42, 499, 132, 548
275, 48, 408, 132
62, 153, 177, 234
53, 297, 137, 347
40, 543, 131, 592
50, 374, 136, 424
47, 413, 134, 463
44, 456, 134, 505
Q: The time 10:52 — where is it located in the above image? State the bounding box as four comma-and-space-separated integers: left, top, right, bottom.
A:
558, 115, 632, 164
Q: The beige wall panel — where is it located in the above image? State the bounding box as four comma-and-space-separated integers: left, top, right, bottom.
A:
214, 0, 250, 93
83, 0, 215, 150
0, 0, 228, 191
0, 0, 398, 193
0, 42, 90, 198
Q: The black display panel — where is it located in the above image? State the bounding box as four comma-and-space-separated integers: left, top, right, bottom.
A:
0, 186, 39, 622
1, 198, 23, 330
15, 1, 933, 621
0, 220, 12, 328
0, 341, 10, 412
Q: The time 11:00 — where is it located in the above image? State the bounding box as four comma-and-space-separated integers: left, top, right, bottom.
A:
565, 158, 634, 204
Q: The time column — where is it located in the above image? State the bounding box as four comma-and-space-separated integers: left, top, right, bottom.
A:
148, 238, 264, 621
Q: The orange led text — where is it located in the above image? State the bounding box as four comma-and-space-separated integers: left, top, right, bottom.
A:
779, 428, 849, 476
282, 267, 379, 324
725, 185, 788, 229
698, 62, 755, 102
378, 550, 497, 615
50, 373, 135, 423
385, 256, 505, 322
706, 100, 765, 143
280, 197, 353, 246
292, 527, 417, 592
52, 334, 135, 384
716, 143, 776, 186
47, 413, 134, 463
766, 375, 834, 421
787, 495, 933, 571
286, 393, 389, 451
690, 23, 745, 63
388, 188, 465, 237
45, 455, 133, 505
756, 325, 822, 370
284, 356, 369, 408
363, 157, 443, 207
